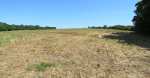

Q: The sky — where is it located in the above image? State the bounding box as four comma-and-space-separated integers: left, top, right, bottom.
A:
0, 0, 137, 28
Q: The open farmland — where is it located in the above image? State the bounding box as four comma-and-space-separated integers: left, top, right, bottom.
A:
0, 29, 150, 78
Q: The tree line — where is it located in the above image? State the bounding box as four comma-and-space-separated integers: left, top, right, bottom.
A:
88, 25, 133, 30
0, 22, 56, 31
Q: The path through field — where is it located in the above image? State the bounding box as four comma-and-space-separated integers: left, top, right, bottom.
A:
0, 29, 150, 78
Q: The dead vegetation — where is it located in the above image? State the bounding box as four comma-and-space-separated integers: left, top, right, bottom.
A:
0, 29, 150, 78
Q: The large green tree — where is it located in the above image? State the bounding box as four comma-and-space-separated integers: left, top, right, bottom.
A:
133, 0, 150, 35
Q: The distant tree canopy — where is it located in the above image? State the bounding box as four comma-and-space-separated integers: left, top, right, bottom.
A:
132, 0, 150, 35
88, 25, 133, 31
0, 22, 56, 31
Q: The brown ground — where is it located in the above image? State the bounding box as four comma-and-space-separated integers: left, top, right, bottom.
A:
0, 29, 150, 78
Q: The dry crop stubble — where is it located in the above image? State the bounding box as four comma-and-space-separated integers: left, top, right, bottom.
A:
0, 29, 150, 78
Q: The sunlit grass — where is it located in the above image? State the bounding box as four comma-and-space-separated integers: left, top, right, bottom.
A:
0, 29, 150, 78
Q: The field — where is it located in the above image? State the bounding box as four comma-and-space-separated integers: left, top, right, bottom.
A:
0, 29, 150, 78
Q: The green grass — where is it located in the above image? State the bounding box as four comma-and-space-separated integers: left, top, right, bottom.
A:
27, 62, 58, 72
0, 32, 17, 46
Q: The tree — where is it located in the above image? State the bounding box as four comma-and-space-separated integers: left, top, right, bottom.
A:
103, 25, 107, 29
133, 0, 150, 35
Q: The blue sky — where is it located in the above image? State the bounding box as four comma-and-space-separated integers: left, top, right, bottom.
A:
0, 0, 137, 28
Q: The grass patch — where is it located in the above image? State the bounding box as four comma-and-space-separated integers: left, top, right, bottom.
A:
0, 34, 16, 46
27, 62, 58, 72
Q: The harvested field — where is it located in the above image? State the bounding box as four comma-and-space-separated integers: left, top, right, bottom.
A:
0, 29, 150, 78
